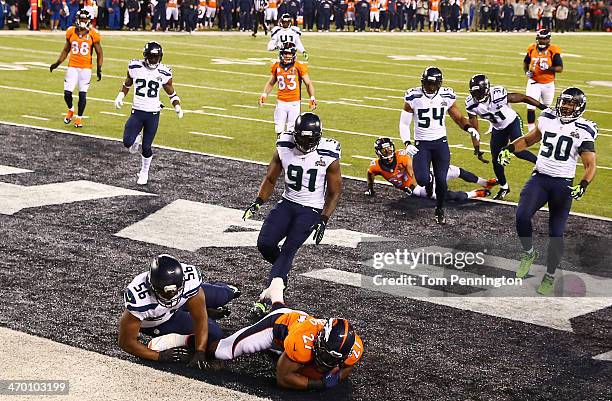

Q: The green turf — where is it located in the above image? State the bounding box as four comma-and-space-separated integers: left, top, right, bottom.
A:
0, 32, 610, 217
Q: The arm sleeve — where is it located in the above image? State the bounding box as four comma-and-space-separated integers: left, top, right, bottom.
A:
399, 109, 413, 145
578, 141, 595, 154
552, 53, 563, 67
523, 53, 531, 66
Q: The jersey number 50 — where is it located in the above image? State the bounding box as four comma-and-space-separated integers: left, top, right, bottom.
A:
540, 131, 572, 161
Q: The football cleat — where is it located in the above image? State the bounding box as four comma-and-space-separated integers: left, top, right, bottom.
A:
485, 178, 499, 189
63, 109, 74, 124
249, 301, 270, 322
516, 249, 538, 279
474, 188, 491, 198
434, 208, 446, 225
129, 133, 143, 154
494, 187, 510, 200
137, 171, 149, 185
74, 117, 83, 128
207, 306, 231, 320
537, 273, 555, 295
227, 284, 242, 299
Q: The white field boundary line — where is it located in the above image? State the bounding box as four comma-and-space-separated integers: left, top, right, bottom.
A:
1, 119, 610, 222
3, 84, 612, 168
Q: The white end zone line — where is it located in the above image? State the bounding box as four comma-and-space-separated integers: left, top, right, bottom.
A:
1, 120, 611, 222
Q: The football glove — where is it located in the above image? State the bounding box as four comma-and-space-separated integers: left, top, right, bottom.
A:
309, 97, 317, 110
114, 92, 125, 109
96, 66, 102, 81
242, 199, 263, 220
187, 351, 210, 369
525, 70, 533, 79
158, 348, 192, 363
364, 188, 375, 197
50, 61, 60, 72
303, 51, 309, 61
467, 127, 480, 142
174, 104, 184, 119
475, 150, 489, 164
568, 180, 589, 200
321, 369, 340, 389
258, 93, 267, 107
405, 144, 419, 157
498, 148, 513, 167
309, 216, 328, 245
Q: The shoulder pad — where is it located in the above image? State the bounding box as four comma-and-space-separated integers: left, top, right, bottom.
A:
539, 108, 557, 120
575, 119, 598, 140
404, 87, 422, 101
527, 43, 536, 52
277, 133, 296, 148
490, 86, 508, 102
124, 272, 157, 311
291, 26, 302, 33
158, 64, 172, 75
549, 44, 561, 54
465, 94, 476, 107
181, 264, 203, 299
318, 137, 341, 152
439, 87, 457, 99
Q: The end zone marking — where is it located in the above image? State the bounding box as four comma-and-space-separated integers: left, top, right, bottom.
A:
593, 350, 612, 361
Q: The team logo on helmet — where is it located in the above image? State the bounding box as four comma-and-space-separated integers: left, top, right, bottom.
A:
146, 254, 185, 308
143, 41, 164, 69
293, 112, 322, 154
469, 74, 490, 103
556, 87, 586, 124
421, 66, 443, 98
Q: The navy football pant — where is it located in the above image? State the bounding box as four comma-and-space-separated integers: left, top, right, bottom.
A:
140, 282, 236, 342
413, 138, 451, 209
123, 109, 160, 158
257, 198, 321, 286
490, 117, 537, 186
516, 173, 573, 275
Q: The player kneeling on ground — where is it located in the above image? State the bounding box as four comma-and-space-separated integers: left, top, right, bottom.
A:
114, 41, 183, 185
366, 137, 496, 202
118, 254, 240, 368
149, 279, 364, 390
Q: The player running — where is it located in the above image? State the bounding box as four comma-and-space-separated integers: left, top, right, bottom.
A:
399, 66, 483, 224
498, 87, 597, 295
365, 137, 496, 202
260, 42, 316, 136
466, 74, 547, 200
114, 41, 183, 185
267, 13, 309, 61
148, 283, 363, 391
523, 29, 563, 132
242, 112, 341, 319
49, 9, 103, 129
118, 254, 240, 367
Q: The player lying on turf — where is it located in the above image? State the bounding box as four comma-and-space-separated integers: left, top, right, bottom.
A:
365, 137, 497, 202
118, 254, 240, 368
148, 278, 363, 391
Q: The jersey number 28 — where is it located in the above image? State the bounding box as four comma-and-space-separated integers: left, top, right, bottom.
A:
135, 79, 160, 98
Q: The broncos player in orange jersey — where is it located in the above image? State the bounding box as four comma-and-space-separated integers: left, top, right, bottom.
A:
147, 278, 363, 391
366, 137, 496, 202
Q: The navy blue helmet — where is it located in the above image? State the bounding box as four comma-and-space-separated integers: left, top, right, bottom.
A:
421, 66, 443, 97
556, 87, 586, 124
143, 41, 163, 69
293, 112, 322, 154
147, 254, 184, 307
469, 74, 490, 103
374, 137, 395, 163
279, 42, 297, 66
313, 318, 356, 371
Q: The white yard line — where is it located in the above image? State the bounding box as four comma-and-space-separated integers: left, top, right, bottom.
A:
233, 104, 259, 109
201, 105, 227, 111
21, 114, 49, 121
100, 111, 126, 117
189, 131, 234, 139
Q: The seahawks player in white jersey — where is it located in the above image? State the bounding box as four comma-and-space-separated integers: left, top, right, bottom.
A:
242, 112, 342, 318
267, 13, 309, 61
466, 74, 547, 200
498, 87, 597, 295
114, 41, 184, 185
399, 66, 483, 224
118, 255, 241, 368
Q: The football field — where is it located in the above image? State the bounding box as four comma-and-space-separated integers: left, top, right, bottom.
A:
0, 31, 610, 217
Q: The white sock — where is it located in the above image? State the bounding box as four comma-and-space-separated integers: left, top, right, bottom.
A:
76, 115, 82, 119
528, 123, 535, 132
500, 183, 509, 190
466, 190, 477, 199
477, 177, 488, 186
268, 277, 285, 305
141, 155, 152, 173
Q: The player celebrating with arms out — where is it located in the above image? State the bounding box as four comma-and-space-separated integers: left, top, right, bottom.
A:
242, 112, 341, 319
50, 9, 103, 129
399, 66, 484, 225
466, 74, 547, 200
260, 42, 316, 136
524, 29, 563, 132
114, 41, 183, 185
498, 88, 597, 295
